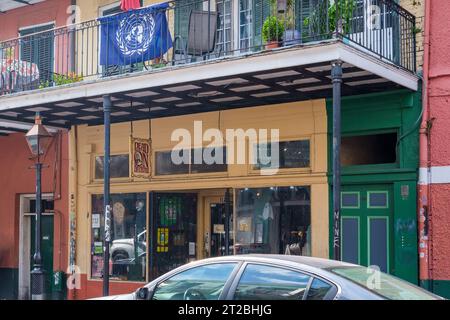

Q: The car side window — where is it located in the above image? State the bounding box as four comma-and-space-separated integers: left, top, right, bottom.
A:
152, 263, 237, 300
306, 278, 335, 300
233, 264, 311, 300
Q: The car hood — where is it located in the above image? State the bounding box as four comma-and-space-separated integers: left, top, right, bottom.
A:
89, 293, 135, 300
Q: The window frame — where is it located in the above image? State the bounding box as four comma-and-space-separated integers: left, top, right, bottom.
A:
92, 153, 131, 182
248, 136, 313, 175
149, 261, 243, 300
340, 129, 399, 170
226, 261, 339, 300
152, 146, 229, 178
88, 191, 149, 283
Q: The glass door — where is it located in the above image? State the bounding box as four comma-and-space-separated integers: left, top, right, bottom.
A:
150, 193, 197, 279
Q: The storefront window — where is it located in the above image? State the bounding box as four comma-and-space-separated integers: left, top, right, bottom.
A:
235, 186, 311, 255
91, 193, 147, 282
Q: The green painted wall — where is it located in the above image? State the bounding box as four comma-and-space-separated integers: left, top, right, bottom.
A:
0, 268, 18, 300
326, 89, 421, 284
421, 280, 450, 299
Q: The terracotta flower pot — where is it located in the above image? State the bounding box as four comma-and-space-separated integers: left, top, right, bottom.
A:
266, 41, 280, 49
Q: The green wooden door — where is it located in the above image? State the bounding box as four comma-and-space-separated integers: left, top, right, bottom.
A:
340, 184, 393, 274
30, 215, 54, 297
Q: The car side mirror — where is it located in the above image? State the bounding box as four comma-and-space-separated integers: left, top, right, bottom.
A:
136, 287, 149, 300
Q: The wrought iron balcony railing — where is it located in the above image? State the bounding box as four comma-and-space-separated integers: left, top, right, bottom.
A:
0, 0, 416, 97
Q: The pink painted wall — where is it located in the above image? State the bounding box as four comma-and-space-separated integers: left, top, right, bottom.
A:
425, 0, 450, 281
0, 132, 69, 273
0, 0, 73, 75
0, 0, 72, 41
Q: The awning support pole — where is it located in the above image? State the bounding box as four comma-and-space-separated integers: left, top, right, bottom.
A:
102, 95, 112, 296
331, 60, 343, 261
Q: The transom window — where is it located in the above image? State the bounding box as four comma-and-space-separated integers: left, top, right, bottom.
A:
95, 154, 130, 179
155, 147, 227, 175
254, 140, 310, 170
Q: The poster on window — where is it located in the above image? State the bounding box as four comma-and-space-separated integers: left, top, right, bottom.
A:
130, 137, 151, 178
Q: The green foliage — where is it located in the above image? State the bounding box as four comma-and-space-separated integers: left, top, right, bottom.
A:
303, 0, 356, 39
262, 16, 285, 42
39, 72, 83, 89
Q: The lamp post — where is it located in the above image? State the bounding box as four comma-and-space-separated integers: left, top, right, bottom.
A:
25, 112, 52, 300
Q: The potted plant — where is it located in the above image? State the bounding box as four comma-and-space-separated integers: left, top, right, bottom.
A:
262, 16, 285, 49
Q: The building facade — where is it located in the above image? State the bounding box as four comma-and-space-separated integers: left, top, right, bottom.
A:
0, 0, 423, 299
0, 0, 72, 300
327, 89, 422, 284
418, 0, 450, 298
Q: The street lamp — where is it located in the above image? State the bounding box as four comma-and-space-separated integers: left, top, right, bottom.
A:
25, 112, 52, 300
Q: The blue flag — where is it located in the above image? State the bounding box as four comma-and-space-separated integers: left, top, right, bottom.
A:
99, 2, 173, 66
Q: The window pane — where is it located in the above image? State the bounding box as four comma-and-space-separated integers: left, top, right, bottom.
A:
369, 218, 388, 273
155, 151, 189, 175
91, 193, 147, 282
341, 133, 397, 166
369, 192, 388, 208
190, 147, 227, 173
341, 192, 359, 208
306, 278, 334, 300
153, 193, 197, 278
95, 154, 129, 179
234, 264, 311, 300
255, 140, 310, 170
235, 186, 311, 255
342, 218, 359, 264
152, 263, 237, 300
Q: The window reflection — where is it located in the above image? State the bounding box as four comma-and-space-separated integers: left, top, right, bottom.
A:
235, 186, 311, 255
91, 193, 147, 282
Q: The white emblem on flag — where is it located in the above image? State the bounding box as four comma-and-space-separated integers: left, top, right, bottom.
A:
116, 12, 155, 57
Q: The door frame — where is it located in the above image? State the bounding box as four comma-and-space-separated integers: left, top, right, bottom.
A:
18, 193, 54, 300
203, 195, 225, 258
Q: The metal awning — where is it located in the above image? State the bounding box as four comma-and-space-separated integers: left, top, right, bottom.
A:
0, 41, 419, 130
0, 0, 45, 13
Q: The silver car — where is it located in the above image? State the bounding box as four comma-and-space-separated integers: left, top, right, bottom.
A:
92, 254, 443, 300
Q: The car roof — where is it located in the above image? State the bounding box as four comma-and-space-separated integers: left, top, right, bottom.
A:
195, 254, 357, 269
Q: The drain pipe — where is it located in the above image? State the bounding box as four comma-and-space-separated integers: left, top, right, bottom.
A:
418, 0, 432, 291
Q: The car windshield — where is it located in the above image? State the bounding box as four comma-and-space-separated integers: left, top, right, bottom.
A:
328, 266, 441, 300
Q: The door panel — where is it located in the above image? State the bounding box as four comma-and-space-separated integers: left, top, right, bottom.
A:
368, 217, 389, 273
341, 217, 359, 265
30, 215, 54, 297
204, 196, 233, 258
340, 185, 393, 273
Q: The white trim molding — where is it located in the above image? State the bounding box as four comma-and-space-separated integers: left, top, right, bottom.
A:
419, 166, 450, 185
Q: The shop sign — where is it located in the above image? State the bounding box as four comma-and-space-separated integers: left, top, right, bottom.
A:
130, 137, 151, 178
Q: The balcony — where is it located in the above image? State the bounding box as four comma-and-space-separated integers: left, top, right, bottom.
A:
0, 0, 417, 129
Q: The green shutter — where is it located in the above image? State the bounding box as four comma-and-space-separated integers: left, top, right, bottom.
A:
253, 0, 271, 48
20, 24, 54, 84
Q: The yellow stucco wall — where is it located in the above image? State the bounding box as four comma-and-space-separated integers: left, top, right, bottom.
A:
69, 99, 329, 277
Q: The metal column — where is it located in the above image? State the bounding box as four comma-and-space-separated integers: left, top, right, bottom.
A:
331, 61, 343, 261
102, 95, 112, 296
31, 162, 45, 300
